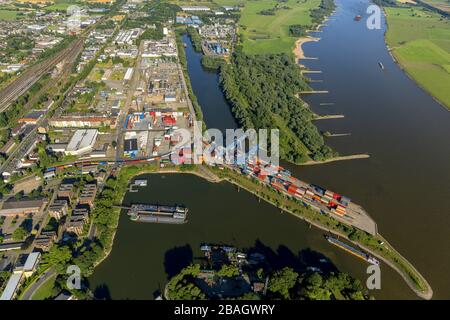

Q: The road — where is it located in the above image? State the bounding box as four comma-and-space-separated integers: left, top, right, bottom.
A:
21, 267, 56, 300
114, 41, 144, 162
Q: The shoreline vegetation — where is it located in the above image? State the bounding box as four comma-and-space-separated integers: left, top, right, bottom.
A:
165, 251, 373, 300
92, 164, 432, 300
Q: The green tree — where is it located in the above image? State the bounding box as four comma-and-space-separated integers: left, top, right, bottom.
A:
268, 267, 298, 299
12, 226, 28, 240
217, 264, 240, 278
45, 245, 72, 272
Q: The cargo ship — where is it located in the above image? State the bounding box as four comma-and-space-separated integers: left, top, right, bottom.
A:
325, 235, 380, 265
128, 204, 188, 224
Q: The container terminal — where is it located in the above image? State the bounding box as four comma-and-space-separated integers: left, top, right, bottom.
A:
127, 204, 188, 224
325, 235, 380, 265
230, 158, 378, 236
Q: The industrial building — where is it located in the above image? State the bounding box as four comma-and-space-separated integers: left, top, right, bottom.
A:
65, 129, 99, 156
0, 198, 47, 216
14, 252, 41, 278
0, 273, 23, 300
124, 138, 138, 158
180, 6, 211, 11
49, 115, 116, 129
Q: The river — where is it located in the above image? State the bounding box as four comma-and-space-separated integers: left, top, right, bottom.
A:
89, 0, 450, 299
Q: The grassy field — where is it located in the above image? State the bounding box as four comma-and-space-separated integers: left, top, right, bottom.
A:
215, 0, 320, 54
30, 274, 57, 300
45, 3, 75, 11
0, 10, 19, 20
385, 6, 450, 109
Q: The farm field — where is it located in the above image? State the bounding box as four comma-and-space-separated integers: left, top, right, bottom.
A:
385, 6, 450, 109
216, 0, 321, 54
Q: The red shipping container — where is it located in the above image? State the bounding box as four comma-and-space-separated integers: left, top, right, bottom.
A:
287, 185, 298, 194
162, 116, 176, 126
333, 193, 341, 200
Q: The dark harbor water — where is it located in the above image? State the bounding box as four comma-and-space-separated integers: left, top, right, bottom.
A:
89, 0, 450, 299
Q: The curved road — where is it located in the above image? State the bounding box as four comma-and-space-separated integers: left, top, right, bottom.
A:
21, 267, 56, 300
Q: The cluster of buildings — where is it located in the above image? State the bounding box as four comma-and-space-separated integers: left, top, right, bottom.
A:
144, 59, 181, 104
198, 19, 236, 56
0, 6, 101, 74
47, 128, 110, 159
123, 110, 189, 159
114, 28, 142, 45
176, 15, 202, 26
141, 36, 177, 58
0, 176, 103, 299
77, 25, 116, 73
179, 5, 239, 16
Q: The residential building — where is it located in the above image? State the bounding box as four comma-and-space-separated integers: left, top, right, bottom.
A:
34, 230, 57, 251
79, 184, 97, 208
48, 199, 68, 219
66, 208, 89, 236
57, 183, 75, 202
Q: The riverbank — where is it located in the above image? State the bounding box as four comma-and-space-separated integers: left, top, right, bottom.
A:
293, 36, 320, 62
95, 163, 432, 299
383, 5, 450, 110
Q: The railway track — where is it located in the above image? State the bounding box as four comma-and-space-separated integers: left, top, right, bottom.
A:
0, 37, 84, 113
0, 39, 84, 175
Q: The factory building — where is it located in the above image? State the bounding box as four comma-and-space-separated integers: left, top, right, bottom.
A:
65, 129, 98, 156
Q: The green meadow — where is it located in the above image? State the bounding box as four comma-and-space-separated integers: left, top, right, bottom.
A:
0, 10, 20, 20
385, 6, 450, 109
215, 0, 321, 54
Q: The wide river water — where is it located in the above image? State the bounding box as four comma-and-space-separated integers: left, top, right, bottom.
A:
89, 0, 450, 299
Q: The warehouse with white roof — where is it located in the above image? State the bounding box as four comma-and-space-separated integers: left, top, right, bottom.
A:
65, 129, 98, 156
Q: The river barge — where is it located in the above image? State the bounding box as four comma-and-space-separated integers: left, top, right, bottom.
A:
128, 204, 188, 224
325, 235, 380, 265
